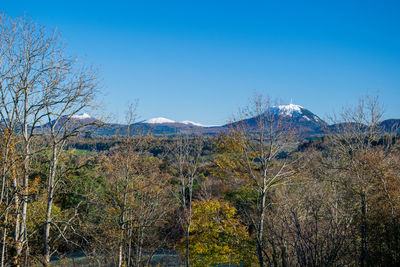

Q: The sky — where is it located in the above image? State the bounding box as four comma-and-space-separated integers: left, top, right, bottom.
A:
2, 0, 400, 125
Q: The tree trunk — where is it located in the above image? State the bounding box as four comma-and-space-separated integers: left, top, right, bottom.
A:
136, 227, 145, 267
1, 187, 9, 267
17, 93, 30, 265
186, 224, 190, 267
0, 138, 11, 204
360, 193, 368, 267
257, 190, 266, 267
17, 117, 31, 266
12, 174, 20, 266
1, 226, 6, 267
118, 244, 123, 267
185, 179, 193, 267
44, 146, 57, 267
118, 190, 128, 267
0, 133, 11, 267
127, 219, 132, 267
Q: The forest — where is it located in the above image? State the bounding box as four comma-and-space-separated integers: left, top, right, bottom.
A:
0, 15, 400, 267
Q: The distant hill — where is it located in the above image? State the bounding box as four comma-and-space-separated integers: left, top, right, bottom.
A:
327, 119, 400, 135
379, 119, 400, 133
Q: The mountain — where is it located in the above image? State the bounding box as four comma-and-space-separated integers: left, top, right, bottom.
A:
142, 117, 176, 124
44, 105, 329, 137
32, 107, 399, 139
134, 117, 221, 136
36, 113, 103, 136
273, 104, 327, 135
327, 119, 400, 135
379, 119, 400, 133
140, 117, 210, 127
326, 122, 368, 133
131, 104, 328, 138
227, 104, 327, 137
70, 113, 97, 124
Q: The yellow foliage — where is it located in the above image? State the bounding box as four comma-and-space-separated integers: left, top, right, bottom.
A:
27, 201, 62, 230
179, 199, 256, 266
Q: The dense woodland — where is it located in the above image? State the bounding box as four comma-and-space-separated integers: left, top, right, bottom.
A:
1, 15, 400, 267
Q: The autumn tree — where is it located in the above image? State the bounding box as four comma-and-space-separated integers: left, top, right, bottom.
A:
0, 129, 21, 267
97, 103, 171, 266
177, 199, 254, 266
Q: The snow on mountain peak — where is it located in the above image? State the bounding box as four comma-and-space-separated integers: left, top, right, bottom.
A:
143, 117, 176, 124
276, 104, 304, 116
72, 113, 92, 120
180, 120, 204, 127
142, 117, 210, 127
141, 117, 220, 127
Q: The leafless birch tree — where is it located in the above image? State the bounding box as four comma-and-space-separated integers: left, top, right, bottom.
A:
216, 94, 298, 266
0, 14, 98, 266
40, 57, 97, 266
172, 135, 203, 267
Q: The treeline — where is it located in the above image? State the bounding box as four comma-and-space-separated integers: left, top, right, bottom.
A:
1, 14, 400, 267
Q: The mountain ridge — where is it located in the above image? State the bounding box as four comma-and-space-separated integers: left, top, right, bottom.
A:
39, 104, 400, 138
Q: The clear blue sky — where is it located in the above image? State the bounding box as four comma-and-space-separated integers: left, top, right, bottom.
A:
2, 0, 400, 125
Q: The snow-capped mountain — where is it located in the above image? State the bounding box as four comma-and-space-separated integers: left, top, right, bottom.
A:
227, 103, 328, 136
140, 117, 208, 127
276, 104, 303, 116
31, 105, 400, 138
272, 104, 324, 124
41, 113, 98, 128
127, 117, 224, 135
180, 121, 205, 127
134, 104, 327, 137
142, 117, 176, 124
72, 113, 92, 120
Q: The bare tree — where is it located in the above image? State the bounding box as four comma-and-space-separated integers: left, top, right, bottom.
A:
100, 103, 172, 267
41, 57, 98, 266
216, 94, 298, 266
171, 135, 203, 267
0, 14, 21, 266
0, 14, 59, 266
0, 14, 98, 266
326, 94, 391, 266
